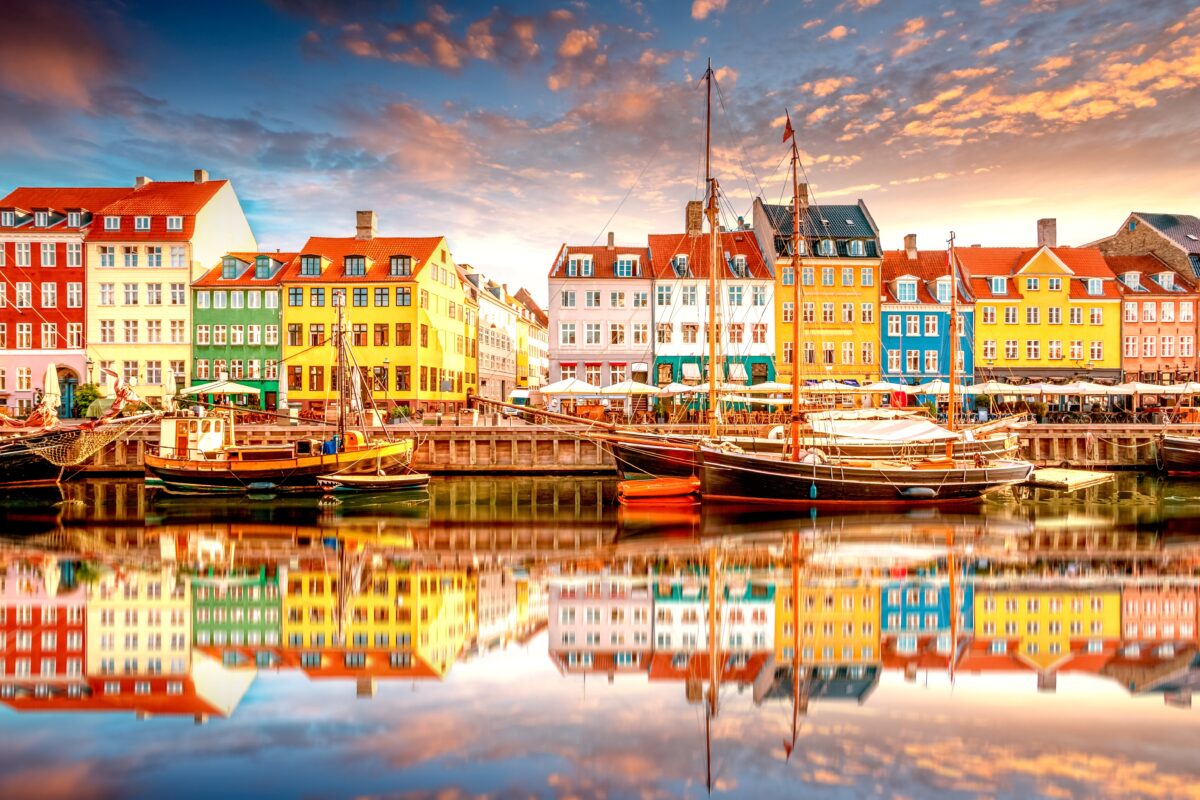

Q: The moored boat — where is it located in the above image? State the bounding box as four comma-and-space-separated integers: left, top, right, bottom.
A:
1160, 434, 1200, 476
318, 471, 430, 493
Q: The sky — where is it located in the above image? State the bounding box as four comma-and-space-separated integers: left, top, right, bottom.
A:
1, 0, 1198, 301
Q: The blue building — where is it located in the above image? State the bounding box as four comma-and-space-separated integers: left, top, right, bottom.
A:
880, 570, 974, 655
880, 235, 975, 389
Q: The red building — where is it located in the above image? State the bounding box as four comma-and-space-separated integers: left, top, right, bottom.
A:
1107, 254, 1200, 383
0, 187, 131, 415
0, 559, 87, 694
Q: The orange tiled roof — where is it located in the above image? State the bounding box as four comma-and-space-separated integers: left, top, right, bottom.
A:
1104, 254, 1199, 296
193, 252, 297, 287
548, 244, 652, 279
98, 180, 227, 216
280, 235, 446, 283
957, 246, 1121, 300
880, 249, 969, 304
0, 186, 132, 214
647, 231, 770, 280
647, 651, 770, 683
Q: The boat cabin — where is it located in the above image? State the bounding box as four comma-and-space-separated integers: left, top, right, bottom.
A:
157, 417, 370, 461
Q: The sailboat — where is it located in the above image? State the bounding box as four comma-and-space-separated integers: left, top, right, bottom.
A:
698, 152, 1033, 505
144, 305, 414, 494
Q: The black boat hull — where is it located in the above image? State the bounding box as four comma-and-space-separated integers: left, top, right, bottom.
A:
698, 448, 1033, 505
0, 430, 67, 486
1161, 435, 1200, 476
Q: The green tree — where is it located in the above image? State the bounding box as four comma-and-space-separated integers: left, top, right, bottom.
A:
73, 383, 103, 418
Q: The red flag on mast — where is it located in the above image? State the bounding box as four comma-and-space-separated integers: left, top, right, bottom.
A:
782, 110, 795, 143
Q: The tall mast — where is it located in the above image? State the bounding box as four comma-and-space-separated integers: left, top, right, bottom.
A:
789, 129, 803, 461
336, 302, 347, 450
946, 232, 959, 458
704, 59, 720, 439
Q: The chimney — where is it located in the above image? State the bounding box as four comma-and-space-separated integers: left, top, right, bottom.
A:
798, 182, 809, 209
135, 176, 153, 189
356, 210, 377, 241
1037, 217, 1057, 248
607, 231, 615, 250
1037, 671, 1057, 693
193, 169, 208, 184
904, 233, 918, 260
686, 200, 703, 237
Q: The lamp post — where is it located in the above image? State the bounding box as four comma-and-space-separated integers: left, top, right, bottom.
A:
85, 358, 94, 385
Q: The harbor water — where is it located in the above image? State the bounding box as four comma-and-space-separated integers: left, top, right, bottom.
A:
0, 475, 1198, 799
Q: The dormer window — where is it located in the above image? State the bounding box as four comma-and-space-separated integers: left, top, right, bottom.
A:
34, 211, 48, 227
732, 254, 747, 276
1128, 220, 1137, 232
897, 280, 917, 303
344, 256, 366, 277
935, 279, 951, 303
104, 216, 120, 231
567, 256, 591, 277
819, 239, 836, 256
135, 216, 150, 231
0, 211, 13, 227
255, 255, 273, 279
1121, 272, 1141, 290
300, 255, 322, 276
849, 240, 865, 257
390, 255, 412, 277
1155, 272, 1175, 291
615, 255, 637, 277
990, 277, 1006, 295
672, 254, 689, 277
166, 215, 183, 231
1087, 278, 1103, 296
67, 211, 81, 228
221, 257, 240, 280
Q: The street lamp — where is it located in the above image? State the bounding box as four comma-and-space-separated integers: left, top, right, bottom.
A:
85, 358, 94, 385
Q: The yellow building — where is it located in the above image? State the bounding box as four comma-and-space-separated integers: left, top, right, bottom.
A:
752, 195, 883, 385
282, 566, 467, 678
775, 583, 880, 664
279, 211, 477, 415
513, 288, 549, 388
973, 589, 1121, 671
959, 245, 1123, 383
86, 568, 192, 678
85, 171, 257, 404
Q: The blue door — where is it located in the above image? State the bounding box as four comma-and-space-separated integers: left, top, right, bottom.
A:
61, 378, 77, 418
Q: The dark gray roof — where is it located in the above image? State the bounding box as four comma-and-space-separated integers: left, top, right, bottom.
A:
1135, 213, 1200, 255
763, 665, 880, 702
762, 201, 880, 258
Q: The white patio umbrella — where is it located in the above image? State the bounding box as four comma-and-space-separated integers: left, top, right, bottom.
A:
41, 362, 61, 410
657, 382, 696, 396
539, 377, 602, 395
1117, 381, 1174, 395
162, 366, 178, 413
181, 379, 262, 396
1054, 381, 1116, 395
861, 381, 910, 393
964, 380, 1021, 394
909, 379, 970, 395
741, 380, 793, 393
692, 381, 748, 394
802, 380, 856, 392
600, 379, 660, 395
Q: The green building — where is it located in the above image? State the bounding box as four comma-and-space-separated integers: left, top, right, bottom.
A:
191, 569, 283, 667
191, 251, 294, 409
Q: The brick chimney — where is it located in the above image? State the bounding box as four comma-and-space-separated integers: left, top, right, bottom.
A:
797, 182, 809, 209
135, 176, 153, 189
193, 169, 208, 184
1037, 217, 1057, 248
904, 233, 918, 260
686, 200, 703, 237
607, 231, 615, 251
356, 210, 377, 241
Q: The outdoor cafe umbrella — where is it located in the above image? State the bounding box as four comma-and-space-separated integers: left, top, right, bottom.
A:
539, 377, 602, 395
600, 380, 661, 395
908, 379, 971, 395
657, 382, 695, 396
741, 380, 793, 393
181, 378, 262, 397
861, 381, 910, 393
162, 366, 178, 413
41, 362, 61, 412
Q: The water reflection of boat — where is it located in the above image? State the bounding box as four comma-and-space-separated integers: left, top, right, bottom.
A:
318, 471, 430, 494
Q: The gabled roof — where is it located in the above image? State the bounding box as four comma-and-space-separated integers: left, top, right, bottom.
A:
280, 235, 445, 283
98, 180, 227, 216
956, 246, 1121, 300
193, 252, 297, 287
548, 244, 652, 279
514, 287, 548, 327
0, 187, 132, 217
1104, 254, 1198, 296
760, 200, 881, 258
647, 651, 771, 684
1133, 213, 1200, 255
646, 230, 770, 280
880, 249, 972, 304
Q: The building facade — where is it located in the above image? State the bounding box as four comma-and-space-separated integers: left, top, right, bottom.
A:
973, 589, 1121, 672
1120, 587, 1197, 642
0, 560, 87, 691
192, 251, 293, 409
880, 574, 974, 656
880, 236, 975, 386
653, 578, 775, 652
513, 288, 550, 388
1107, 254, 1199, 383
279, 212, 478, 416
1094, 212, 1200, 286
86, 567, 192, 679
84, 171, 257, 405
752, 194, 882, 385
464, 267, 517, 402
960, 241, 1122, 384
0, 187, 129, 415
775, 584, 880, 665
648, 212, 775, 387
548, 576, 653, 653
548, 236, 654, 388
191, 571, 283, 661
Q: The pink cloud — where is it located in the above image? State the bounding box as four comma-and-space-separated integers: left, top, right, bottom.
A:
691, 0, 728, 21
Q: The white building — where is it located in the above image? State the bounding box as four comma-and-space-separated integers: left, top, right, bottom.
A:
463, 266, 517, 402
548, 575, 653, 653
653, 577, 775, 653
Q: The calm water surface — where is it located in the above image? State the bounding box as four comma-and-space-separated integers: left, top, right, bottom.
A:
1, 475, 1198, 800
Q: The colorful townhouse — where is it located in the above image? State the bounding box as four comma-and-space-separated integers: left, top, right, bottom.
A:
0, 186, 129, 416
0, 559, 87, 694
1101, 642, 1200, 707
85, 567, 192, 679
1120, 586, 1197, 643
547, 234, 654, 387
468, 568, 518, 649
281, 566, 468, 684
880, 570, 974, 657
972, 587, 1122, 673
191, 570, 283, 667
279, 211, 478, 417
513, 287, 549, 389
1093, 212, 1200, 287
463, 266, 517, 402
648, 206, 775, 386
880, 236, 975, 386
652, 575, 775, 652
191, 251, 294, 409
84, 171, 257, 406
751, 193, 882, 385
548, 576, 652, 657
775, 583, 880, 665
959, 223, 1122, 383
1107, 254, 1200, 383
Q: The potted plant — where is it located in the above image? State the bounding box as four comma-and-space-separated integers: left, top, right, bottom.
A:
1029, 400, 1048, 423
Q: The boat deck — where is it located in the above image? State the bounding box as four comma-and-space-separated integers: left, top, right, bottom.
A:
1026, 468, 1114, 491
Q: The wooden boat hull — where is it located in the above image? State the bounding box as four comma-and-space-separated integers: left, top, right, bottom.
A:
698, 448, 1033, 505
144, 440, 415, 494
0, 429, 71, 486
609, 432, 1020, 479
318, 472, 431, 493
1160, 434, 1200, 476
617, 476, 700, 500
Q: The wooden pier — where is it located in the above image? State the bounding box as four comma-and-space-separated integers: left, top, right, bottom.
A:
72, 421, 1200, 475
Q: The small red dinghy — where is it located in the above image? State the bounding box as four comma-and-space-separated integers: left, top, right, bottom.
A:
617, 476, 700, 501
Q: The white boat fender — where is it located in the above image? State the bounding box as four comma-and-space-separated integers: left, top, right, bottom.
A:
899, 486, 937, 500
798, 448, 826, 465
